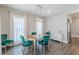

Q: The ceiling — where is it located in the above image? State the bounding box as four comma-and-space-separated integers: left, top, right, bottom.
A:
2, 4, 79, 17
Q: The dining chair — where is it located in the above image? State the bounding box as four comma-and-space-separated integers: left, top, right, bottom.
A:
20, 35, 33, 54
38, 35, 50, 54
45, 32, 51, 39
1, 34, 13, 52
31, 32, 37, 35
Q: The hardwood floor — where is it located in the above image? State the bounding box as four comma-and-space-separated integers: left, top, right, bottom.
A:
2, 37, 79, 55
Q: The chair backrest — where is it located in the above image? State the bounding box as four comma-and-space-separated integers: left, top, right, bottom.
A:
31, 32, 37, 35
1, 34, 7, 41
45, 32, 51, 39
45, 32, 50, 36
43, 36, 49, 43
20, 35, 26, 43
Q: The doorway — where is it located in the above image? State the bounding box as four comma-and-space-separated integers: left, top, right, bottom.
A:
67, 18, 71, 43
67, 12, 79, 45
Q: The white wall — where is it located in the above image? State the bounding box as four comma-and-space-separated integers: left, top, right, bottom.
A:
0, 7, 10, 37
0, 14, 1, 55
0, 7, 10, 54
43, 18, 47, 33
28, 14, 36, 34
27, 14, 46, 34
0, 6, 46, 37
71, 17, 79, 37
47, 13, 68, 43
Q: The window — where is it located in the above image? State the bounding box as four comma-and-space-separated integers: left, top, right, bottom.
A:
13, 15, 25, 45
36, 18, 43, 35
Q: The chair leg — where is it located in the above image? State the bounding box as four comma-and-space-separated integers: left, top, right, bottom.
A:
42, 46, 45, 54
22, 47, 24, 54
29, 45, 33, 54
31, 45, 33, 54
42, 44, 49, 54
47, 44, 49, 51
24, 47, 26, 54
22, 46, 25, 55
5, 46, 6, 53
22, 45, 33, 55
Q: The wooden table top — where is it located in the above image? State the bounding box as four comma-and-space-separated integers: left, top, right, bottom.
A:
27, 35, 37, 40
26, 34, 48, 41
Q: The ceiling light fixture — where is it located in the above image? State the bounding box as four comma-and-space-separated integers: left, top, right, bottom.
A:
48, 10, 51, 13
37, 4, 42, 17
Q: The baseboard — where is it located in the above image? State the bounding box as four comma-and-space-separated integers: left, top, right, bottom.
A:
51, 39, 60, 42
51, 39, 68, 44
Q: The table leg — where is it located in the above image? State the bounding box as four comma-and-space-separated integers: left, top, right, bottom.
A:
33, 40, 36, 54
5, 46, 6, 53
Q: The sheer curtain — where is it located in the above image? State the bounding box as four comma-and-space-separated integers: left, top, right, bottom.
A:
13, 15, 25, 45
36, 18, 43, 35
10, 11, 27, 45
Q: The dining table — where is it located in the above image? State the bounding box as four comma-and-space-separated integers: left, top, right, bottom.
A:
26, 35, 40, 54
26, 34, 48, 54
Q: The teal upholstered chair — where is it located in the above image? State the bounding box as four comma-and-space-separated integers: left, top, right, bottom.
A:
38, 36, 50, 54
38, 36, 49, 45
31, 32, 37, 35
1, 34, 13, 52
20, 35, 33, 54
45, 32, 50, 36
45, 32, 51, 39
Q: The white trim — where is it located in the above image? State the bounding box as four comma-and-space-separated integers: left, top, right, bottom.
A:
51, 38, 68, 44
0, 15, 2, 55
62, 40, 68, 44
10, 11, 14, 40
24, 14, 27, 36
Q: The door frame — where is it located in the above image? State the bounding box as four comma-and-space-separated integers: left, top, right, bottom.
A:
0, 15, 2, 54
67, 17, 72, 43
67, 9, 79, 43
